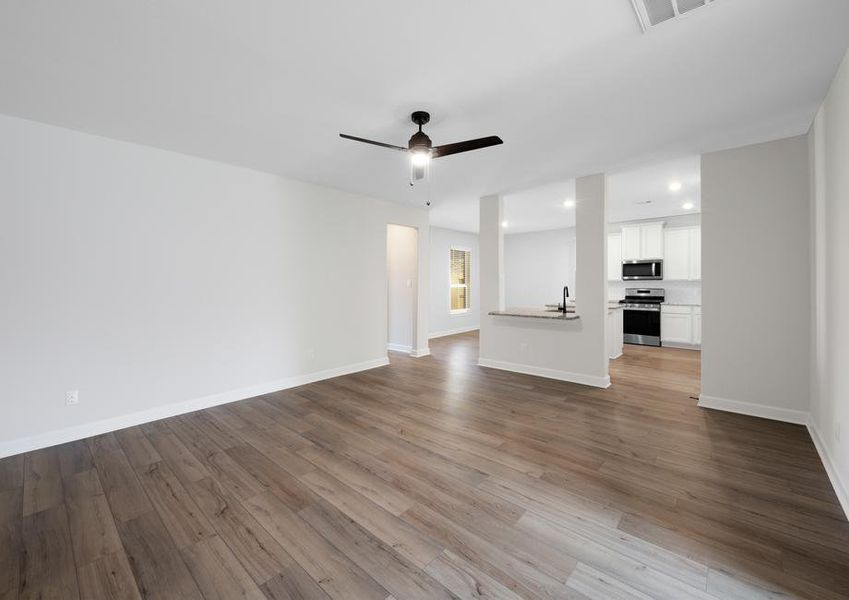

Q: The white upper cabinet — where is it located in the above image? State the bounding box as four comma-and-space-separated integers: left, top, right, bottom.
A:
620, 222, 664, 260
607, 233, 622, 281
640, 222, 664, 260
664, 228, 691, 280
662, 226, 700, 280
621, 226, 642, 261
689, 227, 701, 280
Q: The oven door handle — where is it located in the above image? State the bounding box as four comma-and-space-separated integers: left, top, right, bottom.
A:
624, 307, 661, 312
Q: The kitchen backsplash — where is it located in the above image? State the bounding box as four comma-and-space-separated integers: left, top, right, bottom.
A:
608, 280, 702, 305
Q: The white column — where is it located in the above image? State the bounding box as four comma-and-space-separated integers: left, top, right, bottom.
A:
478, 195, 503, 356
575, 173, 609, 382
479, 194, 504, 312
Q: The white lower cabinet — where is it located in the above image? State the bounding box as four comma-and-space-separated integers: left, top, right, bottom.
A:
692, 307, 702, 345
608, 309, 624, 359
661, 304, 701, 347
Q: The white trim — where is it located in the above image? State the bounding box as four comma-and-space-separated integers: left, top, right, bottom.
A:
673, 394, 848, 520
410, 347, 431, 358
697, 394, 808, 425
429, 326, 480, 339
0, 357, 389, 459
386, 343, 413, 354
478, 358, 610, 389
608, 351, 623, 360
807, 420, 849, 520
661, 342, 701, 350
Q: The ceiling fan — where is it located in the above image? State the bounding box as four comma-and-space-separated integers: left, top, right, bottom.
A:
340, 111, 503, 183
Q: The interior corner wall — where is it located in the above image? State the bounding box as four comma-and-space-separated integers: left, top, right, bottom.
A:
700, 135, 811, 422
0, 113, 429, 457
809, 45, 849, 517
429, 226, 480, 338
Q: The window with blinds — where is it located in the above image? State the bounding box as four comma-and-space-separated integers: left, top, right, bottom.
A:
449, 248, 471, 312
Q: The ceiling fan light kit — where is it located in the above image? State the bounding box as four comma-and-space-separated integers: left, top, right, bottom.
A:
340, 111, 503, 192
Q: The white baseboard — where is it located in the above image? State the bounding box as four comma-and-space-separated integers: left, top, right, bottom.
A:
609, 351, 623, 360
807, 420, 849, 520
661, 342, 701, 350
0, 357, 390, 459
688, 395, 848, 520
411, 347, 431, 358
697, 394, 808, 425
429, 326, 480, 339
386, 343, 413, 353
478, 358, 610, 389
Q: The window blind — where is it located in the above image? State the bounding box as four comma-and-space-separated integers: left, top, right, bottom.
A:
449, 249, 470, 312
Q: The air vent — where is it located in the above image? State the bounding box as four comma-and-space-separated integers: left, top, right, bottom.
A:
631, 0, 716, 31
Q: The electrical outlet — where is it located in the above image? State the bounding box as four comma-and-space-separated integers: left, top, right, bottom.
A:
65, 389, 79, 405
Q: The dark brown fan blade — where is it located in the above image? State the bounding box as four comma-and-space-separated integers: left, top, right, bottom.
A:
432, 136, 503, 159
339, 134, 407, 152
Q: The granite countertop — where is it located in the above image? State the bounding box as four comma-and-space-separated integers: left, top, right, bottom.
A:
543, 302, 625, 311
489, 307, 581, 320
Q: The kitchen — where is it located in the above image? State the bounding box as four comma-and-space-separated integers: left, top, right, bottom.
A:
500, 156, 702, 366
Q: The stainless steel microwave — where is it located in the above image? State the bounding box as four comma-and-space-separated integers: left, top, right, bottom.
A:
622, 259, 663, 280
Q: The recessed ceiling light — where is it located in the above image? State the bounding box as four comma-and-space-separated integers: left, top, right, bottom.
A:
563, 199, 575, 208
669, 182, 682, 192
501, 220, 509, 228
682, 202, 694, 210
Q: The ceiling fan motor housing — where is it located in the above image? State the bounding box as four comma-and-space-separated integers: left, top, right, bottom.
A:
409, 111, 433, 153
408, 130, 432, 153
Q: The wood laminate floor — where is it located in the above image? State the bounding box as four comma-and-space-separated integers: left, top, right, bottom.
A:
1, 332, 847, 599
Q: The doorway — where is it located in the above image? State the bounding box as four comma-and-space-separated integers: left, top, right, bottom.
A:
386, 224, 418, 357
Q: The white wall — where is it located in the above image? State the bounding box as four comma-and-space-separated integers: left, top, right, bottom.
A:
387, 224, 418, 352
700, 135, 811, 422
429, 226, 480, 338
0, 114, 429, 456
809, 47, 849, 516
478, 175, 609, 388
504, 228, 576, 307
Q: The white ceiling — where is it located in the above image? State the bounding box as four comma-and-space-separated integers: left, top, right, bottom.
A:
608, 154, 702, 224
501, 155, 701, 233
1, 1, 847, 234
503, 181, 577, 234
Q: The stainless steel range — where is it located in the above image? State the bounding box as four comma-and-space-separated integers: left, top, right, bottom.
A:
621, 288, 665, 347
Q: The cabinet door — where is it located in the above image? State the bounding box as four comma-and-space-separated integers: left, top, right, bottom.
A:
640, 222, 664, 259
614, 310, 624, 356
689, 226, 701, 280
661, 308, 692, 344
621, 226, 641, 261
663, 228, 690, 280
607, 234, 622, 281
692, 307, 702, 345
